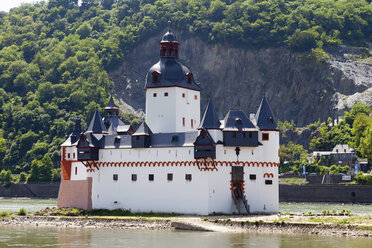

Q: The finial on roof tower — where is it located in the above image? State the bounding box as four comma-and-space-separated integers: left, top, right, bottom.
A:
168, 20, 172, 32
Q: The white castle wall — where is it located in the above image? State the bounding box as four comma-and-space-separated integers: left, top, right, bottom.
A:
68, 134, 279, 214
146, 87, 200, 133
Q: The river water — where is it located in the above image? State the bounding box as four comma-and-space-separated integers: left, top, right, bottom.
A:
0, 226, 371, 248
1, 199, 372, 247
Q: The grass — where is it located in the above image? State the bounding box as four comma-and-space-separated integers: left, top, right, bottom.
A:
17, 208, 27, 216
0, 210, 11, 218
45, 208, 181, 218
279, 178, 308, 185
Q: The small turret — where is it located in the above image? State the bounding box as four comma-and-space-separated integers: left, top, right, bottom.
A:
86, 109, 107, 134
255, 95, 278, 130
199, 99, 221, 130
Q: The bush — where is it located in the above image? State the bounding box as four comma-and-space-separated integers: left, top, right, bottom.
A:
19, 172, 27, 182
355, 172, 372, 185
0, 210, 11, 217
0, 170, 13, 187
17, 208, 27, 216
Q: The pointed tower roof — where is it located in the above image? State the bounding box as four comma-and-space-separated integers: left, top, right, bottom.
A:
255, 95, 278, 130
199, 99, 221, 129
104, 95, 119, 111
86, 109, 108, 133
132, 121, 153, 136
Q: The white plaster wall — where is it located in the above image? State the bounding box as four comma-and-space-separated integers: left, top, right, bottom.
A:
91, 166, 209, 214
145, 87, 200, 133
88, 141, 279, 214
145, 87, 177, 133
70, 162, 88, 181
174, 87, 200, 132
64, 147, 77, 161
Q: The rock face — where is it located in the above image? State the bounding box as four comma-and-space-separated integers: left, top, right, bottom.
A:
109, 31, 372, 126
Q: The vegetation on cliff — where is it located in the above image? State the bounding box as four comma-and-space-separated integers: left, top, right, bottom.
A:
279, 103, 372, 177
0, 0, 371, 180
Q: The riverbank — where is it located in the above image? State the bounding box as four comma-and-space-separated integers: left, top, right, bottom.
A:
1, 213, 371, 237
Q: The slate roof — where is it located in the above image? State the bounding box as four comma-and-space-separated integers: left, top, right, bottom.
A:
145, 58, 200, 91
105, 95, 119, 110
255, 95, 278, 130
151, 131, 198, 147
99, 132, 198, 148
100, 134, 132, 149
103, 115, 125, 130
199, 99, 221, 129
87, 110, 108, 133
222, 110, 258, 131
132, 121, 153, 136
161, 29, 178, 43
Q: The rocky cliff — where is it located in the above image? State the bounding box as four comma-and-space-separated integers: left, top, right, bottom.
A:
109, 31, 372, 126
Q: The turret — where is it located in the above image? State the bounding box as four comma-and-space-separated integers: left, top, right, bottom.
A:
145, 29, 200, 133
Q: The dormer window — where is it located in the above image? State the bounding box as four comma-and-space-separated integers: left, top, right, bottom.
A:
235, 118, 242, 124
186, 73, 192, 84
152, 71, 160, 83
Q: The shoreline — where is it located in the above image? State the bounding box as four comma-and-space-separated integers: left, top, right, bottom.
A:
1, 215, 371, 237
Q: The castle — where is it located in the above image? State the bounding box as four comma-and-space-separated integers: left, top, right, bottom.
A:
58, 30, 280, 215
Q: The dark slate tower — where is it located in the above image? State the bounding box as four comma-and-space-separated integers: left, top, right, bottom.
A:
145, 29, 200, 90
86, 109, 107, 134
199, 99, 221, 130
103, 96, 126, 131
255, 95, 278, 130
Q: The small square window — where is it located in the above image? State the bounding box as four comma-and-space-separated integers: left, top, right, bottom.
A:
185, 174, 192, 181
167, 173, 173, 181
131, 174, 137, 181
194, 95, 197, 100
149, 174, 154, 181
153, 93, 157, 97
164, 92, 168, 96
262, 133, 269, 141
182, 93, 185, 98
113, 174, 118, 181
249, 174, 256, 180
265, 180, 272, 185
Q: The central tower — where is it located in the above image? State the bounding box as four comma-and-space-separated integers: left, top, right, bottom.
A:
145, 30, 201, 133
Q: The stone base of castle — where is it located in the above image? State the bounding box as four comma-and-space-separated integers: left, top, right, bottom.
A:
57, 177, 92, 210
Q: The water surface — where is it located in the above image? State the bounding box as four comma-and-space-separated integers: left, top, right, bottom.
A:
0, 226, 371, 248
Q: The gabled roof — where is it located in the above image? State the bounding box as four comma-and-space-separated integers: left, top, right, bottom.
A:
222, 110, 257, 131
132, 121, 153, 136
86, 109, 108, 133
105, 95, 119, 111
255, 95, 278, 130
194, 129, 216, 145
199, 99, 221, 129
